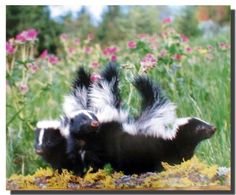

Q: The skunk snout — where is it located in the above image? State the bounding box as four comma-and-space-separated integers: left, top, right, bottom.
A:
91, 120, 99, 127
35, 146, 43, 155
208, 125, 216, 136
196, 123, 216, 139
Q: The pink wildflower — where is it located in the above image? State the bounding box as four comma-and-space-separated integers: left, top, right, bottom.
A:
103, 47, 117, 56
219, 42, 229, 50
185, 47, 192, 53
207, 45, 213, 50
84, 47, 93, 54
15, 31, 28, 42
6, 42, 15, 54
27, 63, 39, 73
141, 53, 157, 72
173, 54, 182, 61
159, 49, 167, 57
68, 47, 76, 54
40, 49, 48, 59
60, 33, 68, 41
15, 29, 38, 42
26, 29, 38, 41
108, 47, 117, 54
102, 48, 109, 56
137, 34, 148, 40
48, 55, 59, 65
219, 42, 226, 47
111, 55, 117, 61
19, 83, 29, 94
128, 41, 137, 49
90, 62, 100, 69
180, 34, 189, 42
74, 38, 80, 45
90, 73, 101, 82
148, 37, 157, 43
162, 17, 172, 24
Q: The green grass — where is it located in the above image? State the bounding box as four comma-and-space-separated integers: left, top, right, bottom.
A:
6, 32, 231, 177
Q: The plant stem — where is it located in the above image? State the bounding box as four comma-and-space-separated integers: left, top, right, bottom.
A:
127, 84, 134, 107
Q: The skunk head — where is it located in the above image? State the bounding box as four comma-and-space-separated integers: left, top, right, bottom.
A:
34, 120, 65, 155
172, 117, 216, 161
69, 110, 100, 138
176, 117, 216, 145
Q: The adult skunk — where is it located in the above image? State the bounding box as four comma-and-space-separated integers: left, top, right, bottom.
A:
69, 75, 216, 174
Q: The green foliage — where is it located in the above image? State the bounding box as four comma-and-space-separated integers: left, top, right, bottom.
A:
62, 6, 96, 40
6, 6, 63, 53
97, 6, 168, 45
103, 164, 113, 175
175, 6, 202, 37
97, 6, 125, 44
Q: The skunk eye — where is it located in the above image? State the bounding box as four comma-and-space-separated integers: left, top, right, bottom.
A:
196, 125, 205, 131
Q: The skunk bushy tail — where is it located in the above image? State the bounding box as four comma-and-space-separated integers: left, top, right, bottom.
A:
100, 62, 121, 108
89, 63, 128, 123
63, 67, 91, 118
72, 67, 91, 92
133, 76, 168, 112
123, 76, 177, 140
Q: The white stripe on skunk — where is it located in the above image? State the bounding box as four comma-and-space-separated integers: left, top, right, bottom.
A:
36, 120, 61, 130
36, 118, 71, 139
38, 128, 45, 146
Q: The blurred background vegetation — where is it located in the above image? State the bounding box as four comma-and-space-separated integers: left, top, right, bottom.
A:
6, 5, 231, 177
6, 5, 230, 53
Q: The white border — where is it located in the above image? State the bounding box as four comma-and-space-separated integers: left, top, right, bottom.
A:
0, 1, 235, 194
0, 4, 7, 195
1, 0, 236, 7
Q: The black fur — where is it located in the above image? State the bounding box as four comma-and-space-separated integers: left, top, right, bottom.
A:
65, 63, 122, 174
82, 117, 216, 174
66, 112, 101, 174
34, 127, 79, 173
72, 67, 91, 91
69, 76, 216, 174
133, 76, 167, 112
36, 65, 216, 175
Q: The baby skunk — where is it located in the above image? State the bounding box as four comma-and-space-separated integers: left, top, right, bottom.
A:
34, 119, 81, 173
70, 76, 216, 174
62, 63, 123, 174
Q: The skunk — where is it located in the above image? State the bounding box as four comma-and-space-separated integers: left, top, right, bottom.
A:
72, 116, 216, 174
34, 119, 83, 174
34, 64, 123, 175
36, 64, 216, 175
61, 63, 124, 174
69, 75, 216, 174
